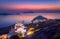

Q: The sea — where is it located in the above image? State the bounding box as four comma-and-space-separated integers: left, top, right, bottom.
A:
0, 13, 60, 28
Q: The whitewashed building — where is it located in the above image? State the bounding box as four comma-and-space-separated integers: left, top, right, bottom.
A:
8, 22, 27, 38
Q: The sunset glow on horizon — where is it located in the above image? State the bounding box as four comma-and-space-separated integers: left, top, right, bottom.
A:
0, 0, 60, 10
1, 4, 60, 10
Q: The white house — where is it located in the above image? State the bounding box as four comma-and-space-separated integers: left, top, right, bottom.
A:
8, 22, 27, 38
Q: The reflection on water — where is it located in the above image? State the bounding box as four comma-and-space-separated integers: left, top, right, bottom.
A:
0, 13, 60, 28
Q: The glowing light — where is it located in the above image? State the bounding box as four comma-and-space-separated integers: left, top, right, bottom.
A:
0, 36, 1, 39
14, 22, 27, 37
27, 28, 35, 35
29, 28, 34, 31
27, 31, 35, 35
15, 28, 26, 33
1, 34, 7, 39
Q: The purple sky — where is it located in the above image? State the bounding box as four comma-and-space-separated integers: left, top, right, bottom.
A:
0, 0, 60, 10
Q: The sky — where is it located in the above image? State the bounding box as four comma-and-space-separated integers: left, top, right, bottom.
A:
0, 0, 60, 10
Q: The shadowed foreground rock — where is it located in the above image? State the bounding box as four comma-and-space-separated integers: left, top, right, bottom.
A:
31, 24, 60, 39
